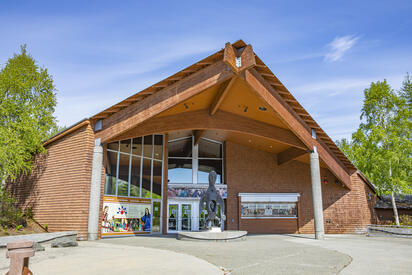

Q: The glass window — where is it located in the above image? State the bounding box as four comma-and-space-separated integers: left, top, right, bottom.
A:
198, 139, 222, 158
132, 137, 142, 156
154, 135, 163, 160
169, 137, 192, 158
117, 153, 130, 196
241, 202, 297, 218
130, 155, 141, 197
104, 135, 163, 198
168, 158, 193, 183
152, 160, 162, 199
104, 150, 117, 195
198, 159, 222, 184
107, 142, 119, 151
143, 135, 153, 158
142, 158, 152, 198
119, 139, 131, 154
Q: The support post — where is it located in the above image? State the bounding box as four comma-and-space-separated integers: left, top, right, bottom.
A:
310, 148, 325, 240
88, 139, 103, 240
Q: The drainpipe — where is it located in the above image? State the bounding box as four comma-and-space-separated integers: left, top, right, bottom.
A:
88, 139, 103, 240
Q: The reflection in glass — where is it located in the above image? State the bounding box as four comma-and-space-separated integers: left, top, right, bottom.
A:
104, 135, 163, 198
130, 156, 141, 197
153, 135, 163, 160
198, 139, 222, 158
104, 150, 117, 195
152, 201, 161, 233
169, 137, 192, 158
168, 158, 193, 183
152, 160, 162, 199
119, 139, 131, 154
132, 137, 142, 156
117, 153, 130, 196
107, 142, 119, 151
198, 159, 222, 184
143, 135, 153, 158
241, 202, 297, 218
142, 158, 152, 198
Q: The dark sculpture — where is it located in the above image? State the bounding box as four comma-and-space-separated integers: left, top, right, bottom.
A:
199, 171, 225, 230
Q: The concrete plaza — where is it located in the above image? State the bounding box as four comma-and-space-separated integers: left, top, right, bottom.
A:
1, 234, 411, 274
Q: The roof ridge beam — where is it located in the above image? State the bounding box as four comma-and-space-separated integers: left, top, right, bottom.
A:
223, 43, 256, 74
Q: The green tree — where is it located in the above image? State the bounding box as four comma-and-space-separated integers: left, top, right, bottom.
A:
0, 45, 57, 183
338, 76, 412, 225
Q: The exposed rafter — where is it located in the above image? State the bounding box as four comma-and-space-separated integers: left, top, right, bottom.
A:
96, 61, 234, 142
209, 77, 236, 116
193, 130, 204, 145
277, 147, 308, 166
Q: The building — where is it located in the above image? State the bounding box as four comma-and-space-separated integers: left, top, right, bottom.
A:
9, 40, 378, 240
375, 195, 412, 223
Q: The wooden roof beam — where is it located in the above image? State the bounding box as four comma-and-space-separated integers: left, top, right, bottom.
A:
209, 77, 236, 116
110, 109, 307, 150
277, 147, 308, 166
96, 61, 234, 142
223, 43, 256, 74
193, 130, 204, 145
242, 68, 352, 189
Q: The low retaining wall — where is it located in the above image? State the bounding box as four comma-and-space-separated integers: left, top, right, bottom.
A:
0, 231, 78, 248
367, 225, 412, 238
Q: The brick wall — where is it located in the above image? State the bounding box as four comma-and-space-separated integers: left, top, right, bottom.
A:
9, 123, 95, 240
225, 141, 377, 234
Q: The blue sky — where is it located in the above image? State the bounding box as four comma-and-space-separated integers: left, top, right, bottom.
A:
1, 1, 411, 140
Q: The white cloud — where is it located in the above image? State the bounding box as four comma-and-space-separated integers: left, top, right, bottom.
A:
324, 35, 359, 62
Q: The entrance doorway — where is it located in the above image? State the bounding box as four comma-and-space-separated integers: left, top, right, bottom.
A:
167, 200, 201, 233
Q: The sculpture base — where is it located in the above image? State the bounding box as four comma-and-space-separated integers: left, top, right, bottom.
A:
177, 230, 247, 242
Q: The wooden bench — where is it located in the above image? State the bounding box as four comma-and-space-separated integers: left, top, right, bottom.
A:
5, 240, 35, 275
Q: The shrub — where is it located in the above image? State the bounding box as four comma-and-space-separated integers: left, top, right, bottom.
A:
399, 215, 412, 226
0, 187, 25, 228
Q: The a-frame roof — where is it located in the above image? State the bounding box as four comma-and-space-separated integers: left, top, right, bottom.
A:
91, 40, 356, 174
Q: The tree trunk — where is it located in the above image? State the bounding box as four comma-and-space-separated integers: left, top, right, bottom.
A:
391, 191, 400, 226
388, 161, 400, 225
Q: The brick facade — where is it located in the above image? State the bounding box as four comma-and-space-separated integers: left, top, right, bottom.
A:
225, 141, 377, 234
9, 123, 95, 240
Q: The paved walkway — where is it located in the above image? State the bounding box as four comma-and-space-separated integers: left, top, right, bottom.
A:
102, 235, 350, 274
1, 234, 411, 274
286, 234, 412, 274
0, 241, 222, 275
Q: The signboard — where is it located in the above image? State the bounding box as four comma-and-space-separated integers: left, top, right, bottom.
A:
167, 184, 227, 199
102, 196, 152, 236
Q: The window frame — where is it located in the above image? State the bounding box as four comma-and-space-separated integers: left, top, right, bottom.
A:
168, 136, 224, 184
104, 134, 164, 199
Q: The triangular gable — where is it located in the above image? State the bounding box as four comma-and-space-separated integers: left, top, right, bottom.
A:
91, 40, 354, 188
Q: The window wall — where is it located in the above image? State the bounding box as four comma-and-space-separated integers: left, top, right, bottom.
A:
105, 135, 163, 199
241, 202, 297, 218
168, 137, 223, 184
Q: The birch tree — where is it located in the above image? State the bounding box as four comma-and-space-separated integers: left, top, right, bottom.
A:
338, 77, 412, 225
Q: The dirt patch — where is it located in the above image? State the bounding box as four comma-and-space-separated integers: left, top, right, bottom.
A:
0, 220, 47, 237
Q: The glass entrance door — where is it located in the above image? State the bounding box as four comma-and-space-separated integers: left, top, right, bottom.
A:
167, 201, 199, 232
152, 201, 161, 233
181, 204, 192, 231
168, 204, 178, 231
